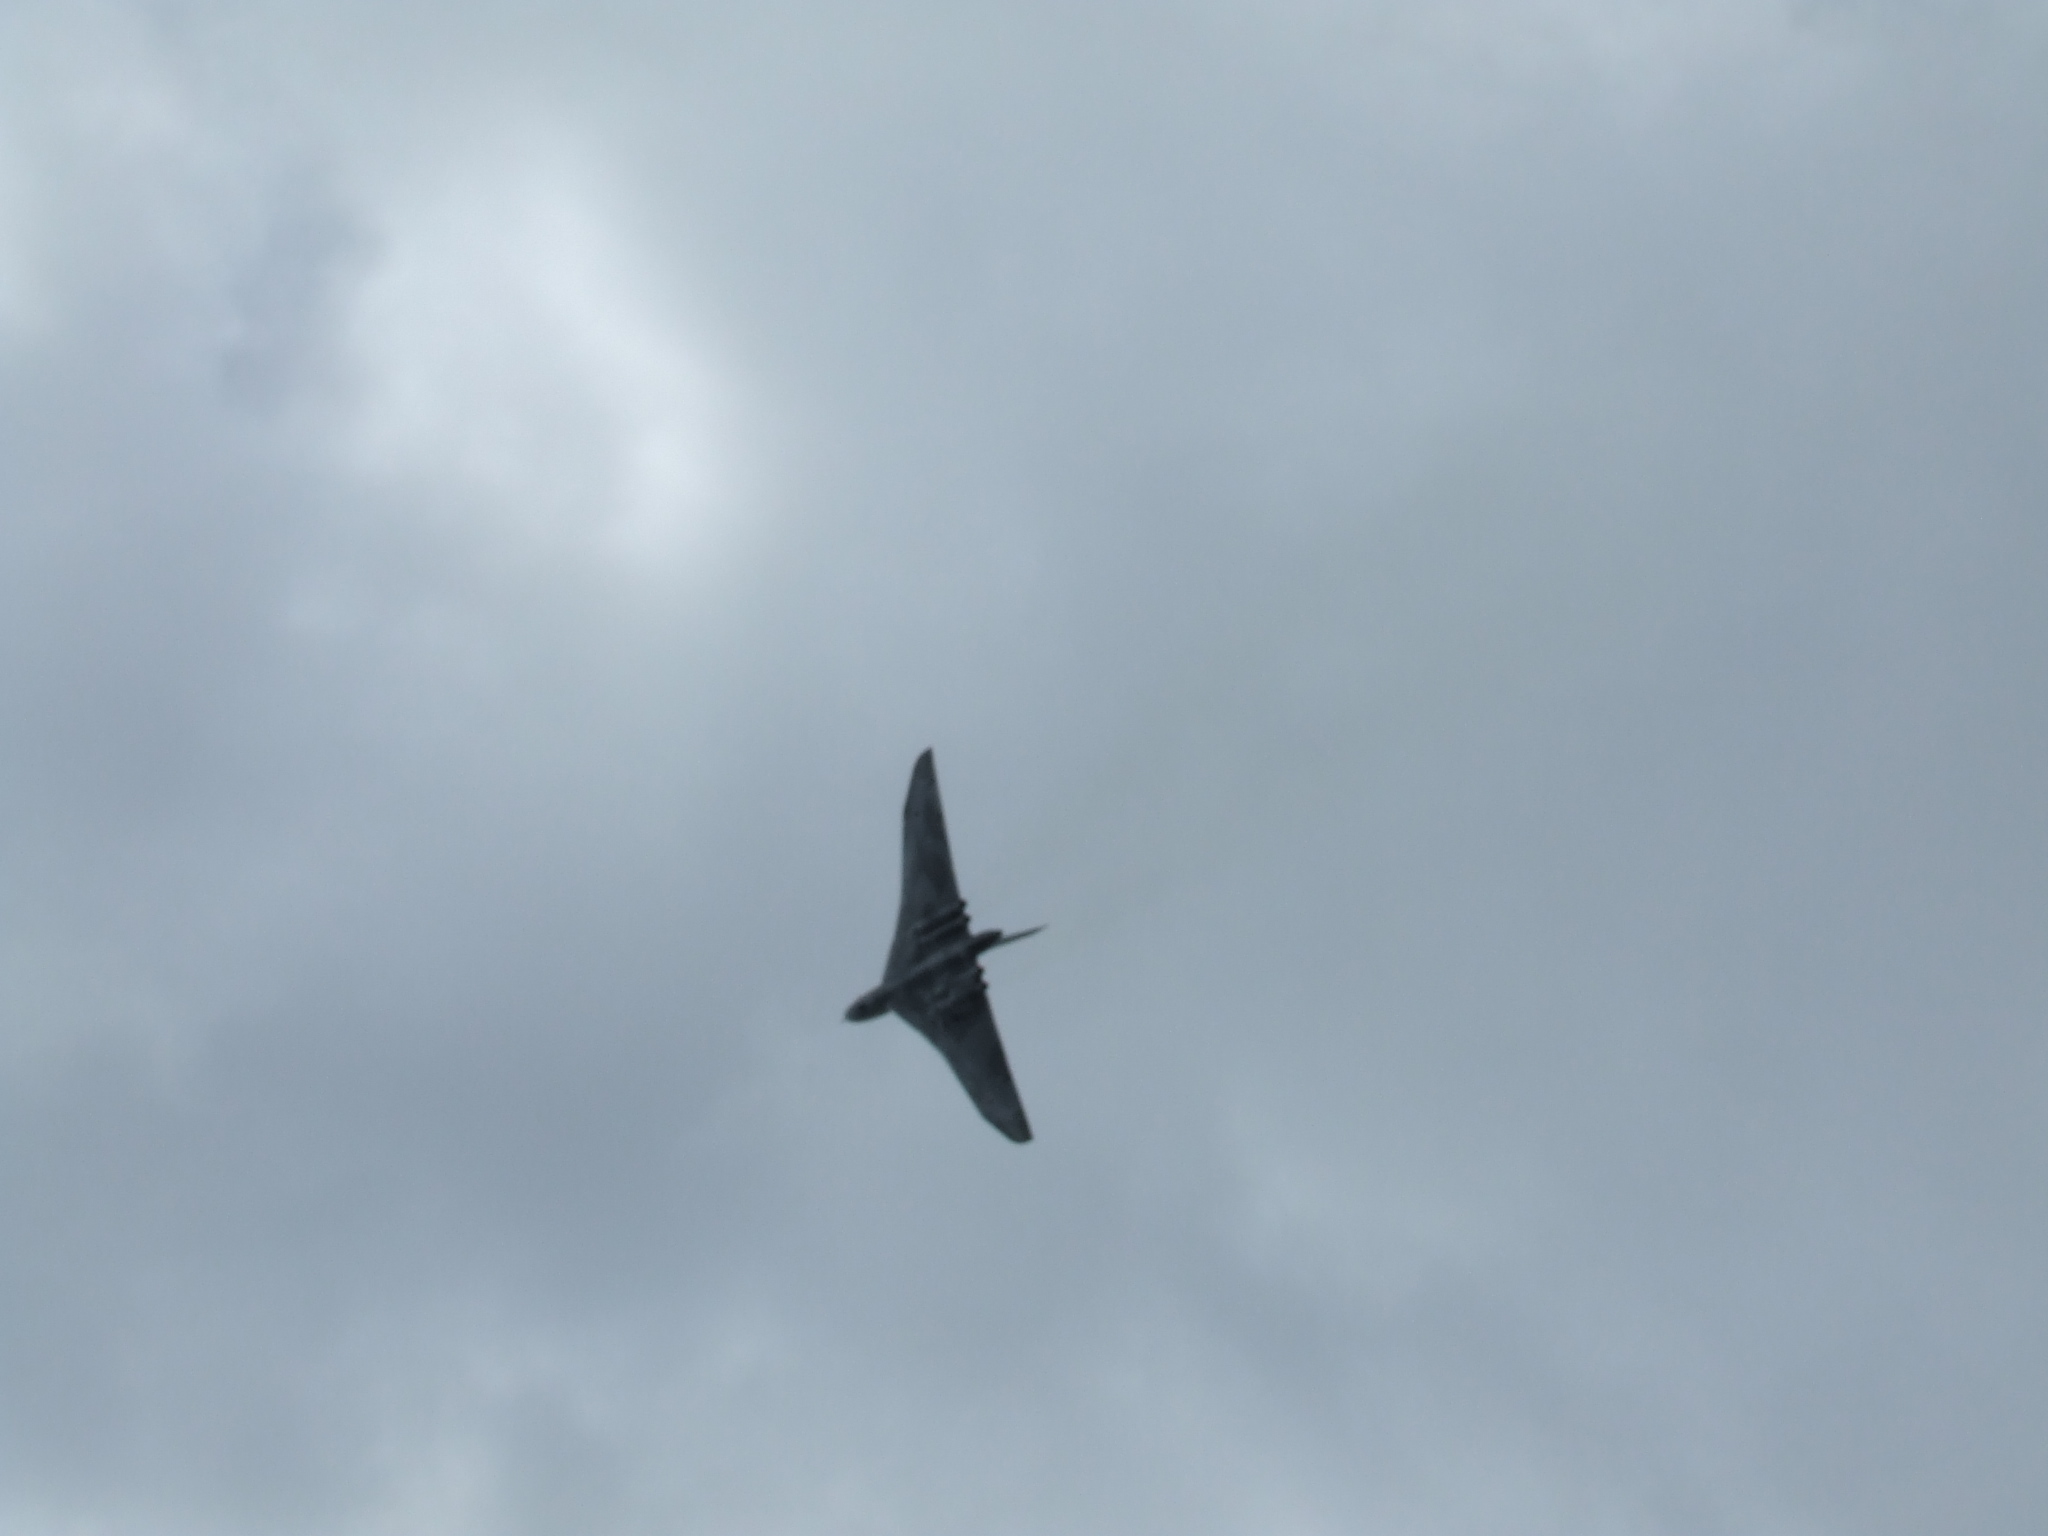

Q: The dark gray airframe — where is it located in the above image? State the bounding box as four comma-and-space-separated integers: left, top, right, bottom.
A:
845, 750, 1040, 1142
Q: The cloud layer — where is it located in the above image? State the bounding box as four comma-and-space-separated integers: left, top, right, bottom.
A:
3, 4, 2044, 1532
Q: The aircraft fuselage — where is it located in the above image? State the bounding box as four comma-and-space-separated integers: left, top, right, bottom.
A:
845, 928, 1014, 1021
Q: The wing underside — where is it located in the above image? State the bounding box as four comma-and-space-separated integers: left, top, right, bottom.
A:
887, 749, 967, 984
894, 974, 1033, 1143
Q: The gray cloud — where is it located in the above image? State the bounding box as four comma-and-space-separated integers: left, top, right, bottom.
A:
2, 3, 2043, 1532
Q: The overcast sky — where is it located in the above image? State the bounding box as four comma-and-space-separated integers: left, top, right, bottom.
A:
3, 3, 2044, 1533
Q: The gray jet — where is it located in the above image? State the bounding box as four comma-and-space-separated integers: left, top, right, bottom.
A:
846, 749, 1041, 1142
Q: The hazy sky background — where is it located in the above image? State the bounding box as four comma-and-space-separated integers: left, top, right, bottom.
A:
3, 3, 2044, 1532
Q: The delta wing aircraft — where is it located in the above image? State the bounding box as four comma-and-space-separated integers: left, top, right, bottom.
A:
845, 750, 1041, 1142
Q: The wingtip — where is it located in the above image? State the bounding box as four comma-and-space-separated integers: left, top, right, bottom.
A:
994, 1102, 1033, 1142
974, 1096, 1032, 1143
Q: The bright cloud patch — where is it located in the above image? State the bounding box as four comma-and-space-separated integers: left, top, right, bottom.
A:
342, 142, 730, 570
